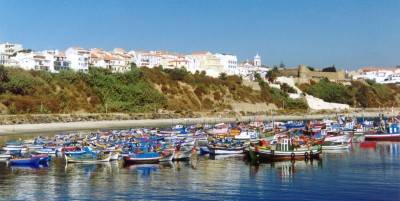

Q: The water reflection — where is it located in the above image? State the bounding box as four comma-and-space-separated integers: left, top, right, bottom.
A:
249, 159, 323, 182
0, 142, 399, 200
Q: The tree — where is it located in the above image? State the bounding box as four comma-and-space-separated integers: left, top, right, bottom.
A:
218, 72, 227, 80
307, 66, 315, 71
265, 67, 278, 83
130, 62, 137, 69
322, 65, 337, 72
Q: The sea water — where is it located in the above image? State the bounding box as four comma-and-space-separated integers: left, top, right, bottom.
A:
0, 140, 399, 201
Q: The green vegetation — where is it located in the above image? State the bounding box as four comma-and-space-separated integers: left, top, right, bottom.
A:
0, 66, 165, 114
298, 78, 400, 107
1, 64, 398, 115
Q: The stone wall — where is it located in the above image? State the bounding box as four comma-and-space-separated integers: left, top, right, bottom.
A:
298, 65, 346, 84
277, 65, 346, 84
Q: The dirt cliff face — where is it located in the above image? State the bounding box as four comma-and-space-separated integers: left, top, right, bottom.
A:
140, 67, 271, 113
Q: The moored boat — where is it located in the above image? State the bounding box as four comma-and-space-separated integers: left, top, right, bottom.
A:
123, 152, 161, 164
208, 145, 245, 155
365, 124, 400, 141
65, 153, 111, 163
248, 138, 321, 162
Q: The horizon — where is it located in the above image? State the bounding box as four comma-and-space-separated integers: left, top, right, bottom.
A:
1, 0, 399, 69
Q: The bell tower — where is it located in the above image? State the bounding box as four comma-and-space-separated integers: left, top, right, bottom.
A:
254, 53, 261, 67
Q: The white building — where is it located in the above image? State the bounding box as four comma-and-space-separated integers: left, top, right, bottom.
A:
353, 67, 400, 84
65, 47, 90, 72
0, 42, 23, 66
12, 52, 52, 71
186, 51, 225, 77
89, 48, 131, 73
254, 53, 261, 67
214, 53, 238, 75
129, 50, 180, 69
43, 50, 70, 72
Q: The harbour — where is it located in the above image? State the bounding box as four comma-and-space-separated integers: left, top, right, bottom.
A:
0, 142, 399, 200
0, 114, 399, 200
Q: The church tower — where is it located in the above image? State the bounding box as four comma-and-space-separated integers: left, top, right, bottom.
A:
254, 53, 261, 67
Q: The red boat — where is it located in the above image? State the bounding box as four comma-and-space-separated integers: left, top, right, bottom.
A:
365, 123, 400, 141
364, 133, 400, 141
360, 141, 376, 149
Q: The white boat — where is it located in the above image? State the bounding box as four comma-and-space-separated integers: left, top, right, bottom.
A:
33, 148, 57, 155
159, 150, 175, 162
234, 131, 258, 140
323, 134, 351, 143
2, 146, 28, 153
27, 145, 44, 150
65, 154, 111, 163
0, 153, 12, 161
208, 145, 244, 155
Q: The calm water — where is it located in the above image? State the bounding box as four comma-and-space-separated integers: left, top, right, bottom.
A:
0, 141, 399, 201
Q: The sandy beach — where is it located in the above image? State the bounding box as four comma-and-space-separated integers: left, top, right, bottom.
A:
0, 110, 398, 135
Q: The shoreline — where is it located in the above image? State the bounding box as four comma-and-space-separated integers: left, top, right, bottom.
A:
0, 110, 398, 135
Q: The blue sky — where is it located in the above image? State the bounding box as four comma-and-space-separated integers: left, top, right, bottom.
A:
0, 0, 399, 69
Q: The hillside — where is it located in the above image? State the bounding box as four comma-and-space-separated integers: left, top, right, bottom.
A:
0, 65, 399, 115
298, 78, 400, 108
0, 66, 303, 114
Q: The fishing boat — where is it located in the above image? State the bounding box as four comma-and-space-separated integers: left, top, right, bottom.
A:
33, 148, 57, 155
2, 145, 28, 153
234, 130, 258, 140
9, 156, 48, 166
248, 138, 321, 162
123, 152, 162, 164
64, 147, 95, 156
31, 154, 52, 162
65, 153, 111, 163
159, 149, 175, 162
365, 123, 400, 141
208, 144, 245, 155
0, 151, 12, 161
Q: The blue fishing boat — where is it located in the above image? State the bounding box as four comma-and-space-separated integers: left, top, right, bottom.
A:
9, 157, 42, 166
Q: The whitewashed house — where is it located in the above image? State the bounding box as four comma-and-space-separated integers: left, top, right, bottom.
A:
90, 48, 131, 73
186, 51, 224, 77
0, 42, 23, 66
65, 47, 90, 72
167, 56, 190, 69
353, 67, 400, 84
214, 53, 238, 75
42, 50, 70, 72
12, 52, 52, 71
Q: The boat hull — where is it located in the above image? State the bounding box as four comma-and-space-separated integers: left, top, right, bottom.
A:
208, 146, 244, 155
364, 134, 400, 141
9, 157, 42, 166
249, 147, 320, 162
65, 155, 111, 163
123, 156, 161, 164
